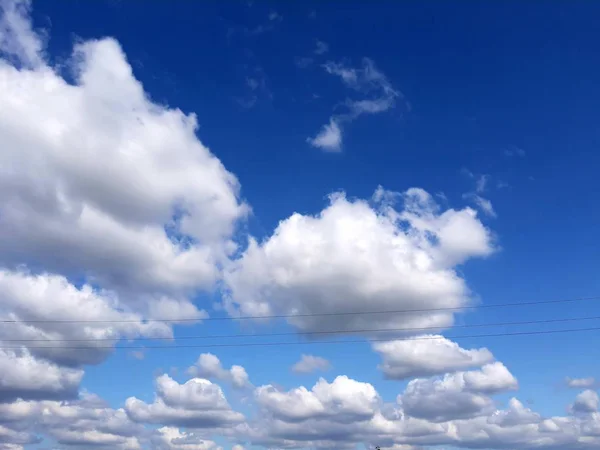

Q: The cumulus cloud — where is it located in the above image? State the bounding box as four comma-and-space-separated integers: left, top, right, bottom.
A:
187, 353, 251, 389
399, 363, 517, 422
125, 375, 245, 428
0, 269, 172, 367
570, 390, 599, 414
0, 348, 82, 402
0, 2, 249, 299
0, 395, 144, 449
223, 187, 494, 334
255, 375, 380, 423
0, 0, 248, 419
373, 336, 494, 379
152, 426, 223, 450
292, 355, 332, 374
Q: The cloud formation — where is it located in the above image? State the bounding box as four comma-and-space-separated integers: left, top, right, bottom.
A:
308, 58, 404, 151
223, 187, 494, 334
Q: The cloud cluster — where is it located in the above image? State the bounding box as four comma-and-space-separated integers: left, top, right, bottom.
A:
0, 0, 247, 438
0, 4, 596, 450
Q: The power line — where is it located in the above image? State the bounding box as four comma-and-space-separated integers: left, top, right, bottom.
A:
4, 314, 600, 342
1, 326, 599, 350
1, 295, 599, 324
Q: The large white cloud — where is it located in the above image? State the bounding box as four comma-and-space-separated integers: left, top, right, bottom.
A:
0, 0, 248, 300
373, 335, 494, 379
224, 187, 494, 334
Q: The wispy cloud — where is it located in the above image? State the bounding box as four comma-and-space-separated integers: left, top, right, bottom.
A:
462, 170, 496, 217
314, 40, 329, 55
307, 119, 342, 152
308, 58, 403, 152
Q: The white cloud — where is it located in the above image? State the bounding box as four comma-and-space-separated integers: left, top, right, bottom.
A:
0, 269, 172, 367
292, 355, 332, 374
187, 353, 251, 389
399, 363, 517, 422
0, 6, 249, 299
571, 390, 599, 414
125, 375, 245, 428
373, 335, 494, 379
152, 427, 223, 450
255, 375, 380, 422
223, 187, 494, 334
0, 348, 82, 402
307, 119, 342, 152
566, 377, 597, 389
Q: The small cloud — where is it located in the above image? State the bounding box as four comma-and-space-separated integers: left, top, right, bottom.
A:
309, 58, 403, 151
475, 174, 490, 193
269, 11, 282, 21
314, 40, 329, 55
464, 194, 497, 218
307, 119, 342, 152
308, 10, 317, 19
292, 354, 332, 374
497, 180, 509, 189
566, 377, 597, 389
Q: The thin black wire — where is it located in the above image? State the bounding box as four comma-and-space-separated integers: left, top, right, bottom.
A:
1, 295, 598, 324
1, 326, 599, 350
4, 314, 600, 342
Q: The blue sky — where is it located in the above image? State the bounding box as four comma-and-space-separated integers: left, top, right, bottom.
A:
1, 1, 600, 449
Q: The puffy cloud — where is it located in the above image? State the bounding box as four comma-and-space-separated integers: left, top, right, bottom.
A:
255, 375, 380, 423
151, 427, 223, 450
307, 119, 342, 152
571, 390, 599, 414
0, 269, 171, 367
0, 395, 144, 449
125, 375, 245, 428
223, 188, 494, 334
0, 348, 82, 402
399, 363, 517, 422
373, 335, 494, 379
291, 355, 332, 374
566, 377, 597, 389
0, 1, 249, 300
187, 353, 251, 389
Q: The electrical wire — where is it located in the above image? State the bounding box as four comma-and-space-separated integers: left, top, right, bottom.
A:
1, 295, 598, 324
1, 326, 599, 350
